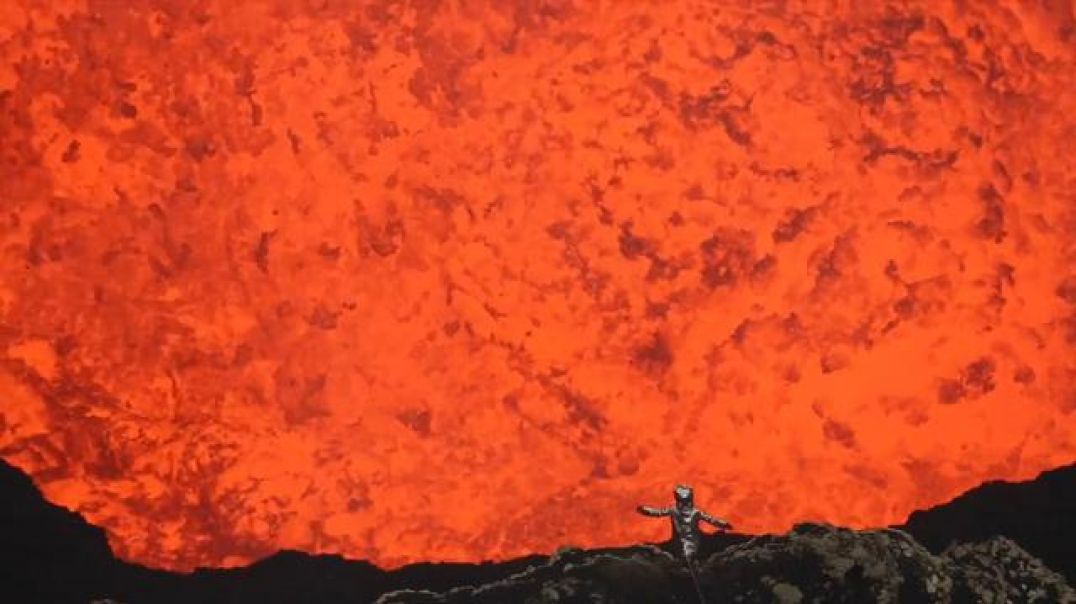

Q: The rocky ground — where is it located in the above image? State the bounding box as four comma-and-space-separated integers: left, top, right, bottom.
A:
375, 524, 1074, 603
3, 458, 1074, 603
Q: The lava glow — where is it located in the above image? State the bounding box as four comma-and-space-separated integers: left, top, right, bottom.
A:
1, 0, 1075, 572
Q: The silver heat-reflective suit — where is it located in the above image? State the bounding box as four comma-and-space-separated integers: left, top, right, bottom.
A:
636, 484, 732, 563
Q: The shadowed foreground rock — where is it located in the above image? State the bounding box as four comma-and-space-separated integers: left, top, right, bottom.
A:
375, 524, 1075, 604
2, 457, 1073, 602
900, 463, 1076, 584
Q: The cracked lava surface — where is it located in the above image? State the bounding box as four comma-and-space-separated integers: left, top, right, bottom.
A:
1, 0, 1074, 571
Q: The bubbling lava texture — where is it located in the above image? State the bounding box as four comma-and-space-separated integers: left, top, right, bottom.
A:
0, 0, 1074, 572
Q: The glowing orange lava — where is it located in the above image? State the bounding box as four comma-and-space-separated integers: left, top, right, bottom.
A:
1, 0, 1074, 572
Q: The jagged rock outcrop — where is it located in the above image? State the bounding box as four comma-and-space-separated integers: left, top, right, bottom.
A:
900, 463, 1076, 584
945, 537, 1074, 604
375, 524, 1075, 603
2, 456, 1073, 603
0, 459, 118, 602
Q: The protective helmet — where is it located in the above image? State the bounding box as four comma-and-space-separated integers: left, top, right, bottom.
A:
674, 484, 693, 503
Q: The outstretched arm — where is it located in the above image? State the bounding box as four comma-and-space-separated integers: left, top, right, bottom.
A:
636, 505, 673, 517
698, 509, 733, 530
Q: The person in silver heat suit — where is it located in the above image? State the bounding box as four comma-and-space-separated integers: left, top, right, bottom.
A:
636, 484, 733, 564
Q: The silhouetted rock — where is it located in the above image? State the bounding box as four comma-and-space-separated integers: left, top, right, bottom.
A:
1, 457, 1073, 603
899, 463, 1076, 583
0, 460, 119, 603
